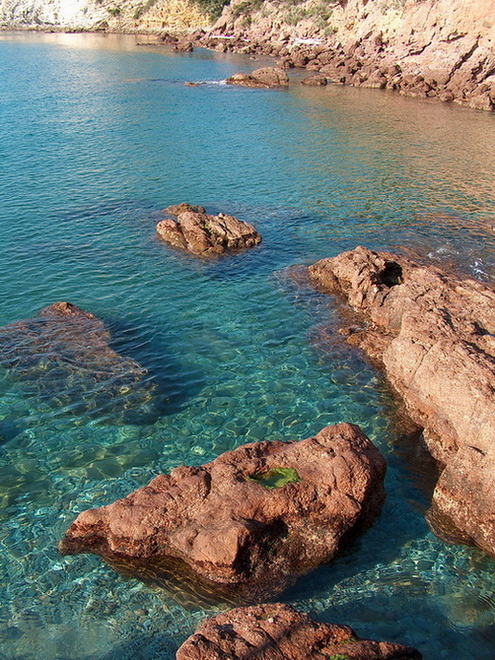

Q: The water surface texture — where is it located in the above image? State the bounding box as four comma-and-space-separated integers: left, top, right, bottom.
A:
1, 32, 495, 660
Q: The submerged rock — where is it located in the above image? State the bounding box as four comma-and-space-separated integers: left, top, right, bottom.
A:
60, 423, 386, 603
176, 603, 423, 660
0, 302, 157, 421
157, 205, 261, 256
226, 66, 289, 88
308, 246, 495, 557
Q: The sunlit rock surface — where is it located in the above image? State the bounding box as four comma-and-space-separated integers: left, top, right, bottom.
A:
308, 246, 495, 557
60, 423, 386, 603
157, 204, 261, 256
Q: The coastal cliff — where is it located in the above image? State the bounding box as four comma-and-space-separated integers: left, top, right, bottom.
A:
0, 0, 214, 32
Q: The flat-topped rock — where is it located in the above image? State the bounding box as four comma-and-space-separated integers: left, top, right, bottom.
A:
308, 246, 495, 557
176, 603, 423, 660
226, 66, 289, 88
0, 302, 157, 421
60, 423, 386, 603
157, 205, 261, 256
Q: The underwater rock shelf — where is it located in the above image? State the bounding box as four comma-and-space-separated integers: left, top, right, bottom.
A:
0, 301, 157, 420
176, 603, 423, 660
60, 423, 386, 604
308, 246, 495, 558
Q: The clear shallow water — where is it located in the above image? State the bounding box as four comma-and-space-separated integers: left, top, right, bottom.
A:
0, 31, 495, 659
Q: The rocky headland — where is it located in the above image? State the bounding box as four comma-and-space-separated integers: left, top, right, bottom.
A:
157, 203, 262, 255
60, 423, 386, 603
177, 602, 423, 659
0, 0, 213, 33
308, 247, 495, 558
0, 301, 157, 420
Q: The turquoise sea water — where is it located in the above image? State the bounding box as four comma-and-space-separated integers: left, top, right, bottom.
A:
0, 31, 495, 659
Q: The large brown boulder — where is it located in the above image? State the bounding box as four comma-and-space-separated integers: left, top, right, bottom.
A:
156, 205, 261, 256
308, 246, 495, 557
226, 67, 289, 88
176, 603, 422, 660
0, 302, 157, 420
59, 423, 386, 603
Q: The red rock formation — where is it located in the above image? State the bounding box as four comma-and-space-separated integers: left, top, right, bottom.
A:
157, 205, 261, 256
308, 247, 495, 557
176, 603, 423, 660
59, 423, 386, 603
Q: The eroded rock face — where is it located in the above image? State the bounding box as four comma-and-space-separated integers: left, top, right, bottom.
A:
60, 423, 386, 603
157, 205, 261, 256
308, 246, 495, 557
226, 67, 289, 88
176, 603, 423, 660
0, 302, 157, 421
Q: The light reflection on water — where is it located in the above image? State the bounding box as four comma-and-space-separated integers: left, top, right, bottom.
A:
0, 31, 494, 660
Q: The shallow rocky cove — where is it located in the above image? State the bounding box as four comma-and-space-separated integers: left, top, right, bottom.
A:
1, 31, 495, 659
50, 245, 494, 658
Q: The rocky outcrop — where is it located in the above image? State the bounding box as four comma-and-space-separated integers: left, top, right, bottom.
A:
156, 204, 261, 256
0, 301, 157, 420
301, 73, 328, 86
194, 0, 495, 111
226, 66, 289, 88
308, 247, 495, 557
60, 423, 386, 603
176, 603, 423, 659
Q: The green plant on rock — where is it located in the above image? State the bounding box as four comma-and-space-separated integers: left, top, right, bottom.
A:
309, 0, 333, 20
194, 0, 230, 19
324, 24, 337, 37
107, 6, 121, 16
326, 655, 349, 660
249, 467, 301, 489
133, 0, 159, 20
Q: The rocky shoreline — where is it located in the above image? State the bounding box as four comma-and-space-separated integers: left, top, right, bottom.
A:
308, 247, 495, 558
188, 31, 495, 112
187, 0, 495, 112
3, 1, 495, 111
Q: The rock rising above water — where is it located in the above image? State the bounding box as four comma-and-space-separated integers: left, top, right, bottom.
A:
308, 246, 495, 557
60, 423, 386, 603
226, 66, 289, 88
157, 204, 261, 256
